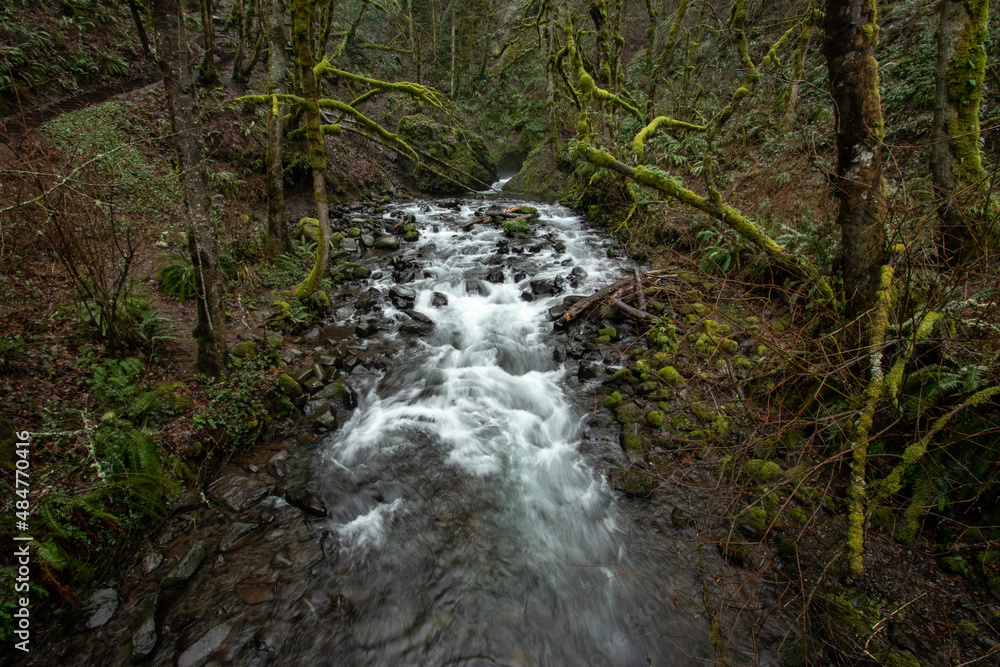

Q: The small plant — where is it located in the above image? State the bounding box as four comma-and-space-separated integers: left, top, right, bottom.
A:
502, 218, 529, 235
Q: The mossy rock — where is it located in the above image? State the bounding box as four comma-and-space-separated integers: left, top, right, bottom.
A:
745, 459, 782, 484
502, 142, 566, 202
616, 402, 643, 424
671, 507, 694, 529
622, 434, 645, 453
614, 468, 658, 497
602, 391, 623, 410
297, 217, 321, 242
230, 340, 257, 360
403, 230, 420, 242
598, 327, 617, 340
277, 373, 302, 399
398, 115, 497, 194
738, 506, 770, 539
788, 507, 809, 525
596, 335, 612, 344
657, 366, 683, 386
646, 410, 664, 428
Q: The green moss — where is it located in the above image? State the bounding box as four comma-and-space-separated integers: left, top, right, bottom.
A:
276, 372, 302, 398
596, 335, 611, 344
616, 402, 643, 424
745, 459, 782, 483
671, 414, 695, 431
646, 410, 664, 427
602, 391, 623, 410
694, 333, 718, 356
657, 366, 683, 386
731, 355, 752, 369
720, 338, 738, 354
610, 368, 636, 385
789, 507, 808, 525
404, 230, 420, 242
230, 341, 257, 360
598, 327, 617, 340
297, 217, 321, 242
623, 434, 644, 453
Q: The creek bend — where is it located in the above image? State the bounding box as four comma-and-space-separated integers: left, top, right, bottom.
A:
38, 189, 769, 666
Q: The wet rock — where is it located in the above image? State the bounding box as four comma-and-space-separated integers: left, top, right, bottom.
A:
302, 376, 324, 392
207, 476, 272, 512
431, 292, 449, 307
285, 486, 328, 517
142, 551, 164, 575
486, 269, 505, 284
361, 234, 375, 248
403, 309, 433, 324
671, 507, 694, 529
271, 549, 293, 569
130, 593, 160, 661
577, 364, 598, 381
548, 305, 567, 320
277, 373, 302, 399
314, 381, 359, 410
355, 320, 378, 338
553, 346, 566, 363
342, 238, 359, 254
160, 543, 206, 590
530, 279, 555, 295
571, 266, 588, 277
218, 521, 262, 553
291, 365, 314, 384
375, 236, 400, 250
266, 451, 289, 479
400, 321, 433, 336
310, 403, 339, 431
465, 280, 484, 295
520, 291, 533, 302
86, 588, 118, 629
354, 288, 383, 312
237, 575, 276, 605
389, 285, 416, 309
611, 468, 658, 498
553, 241, 567, 252
168, 490, 202, 512
529, 243, 545, 254
177, 622, 232, 667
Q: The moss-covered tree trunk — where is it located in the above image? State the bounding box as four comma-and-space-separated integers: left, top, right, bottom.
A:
265, 0, 289, 257
291, 0, 331, 300
151, 0, 229, 376
930, 0, 991, 263
449, 0, 456, 97
408, 0, 421, 84
823, 0, 888, 320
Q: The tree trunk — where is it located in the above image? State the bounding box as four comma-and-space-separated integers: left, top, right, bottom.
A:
151, 0, 229, 376
930, 0, 991, 263
266, 0, 289, 257
823, 0, 887, 320
126, 0, 151, 57
291, 0, 331, 301
198, 0, 219, 84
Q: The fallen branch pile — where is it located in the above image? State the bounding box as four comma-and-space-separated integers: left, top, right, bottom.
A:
563, 268, 674, 322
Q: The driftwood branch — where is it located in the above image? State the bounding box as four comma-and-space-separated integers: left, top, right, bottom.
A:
562, 269, 672, 322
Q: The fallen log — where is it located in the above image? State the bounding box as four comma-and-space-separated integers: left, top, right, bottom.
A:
562, 274, 634, 321
612, 298, 654, 322
562, 269, 674, 322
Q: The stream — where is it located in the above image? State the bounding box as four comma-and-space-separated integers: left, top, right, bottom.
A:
35, 187, 772, 666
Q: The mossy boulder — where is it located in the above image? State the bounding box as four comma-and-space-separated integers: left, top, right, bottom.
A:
398, 115, 497, 194
602, 391, 623, 410
230, 341, 257, 360
646, 410, 664, 428
616, 402, 643, 424
657, 366, 683, 386
296, 217, 320, 242
502, 142, 567, 202
745, 459, 782, 483
276, 373, 302, 399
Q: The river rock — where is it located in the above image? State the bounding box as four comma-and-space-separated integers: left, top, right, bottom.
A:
548, 305, 567, 320
389, 285, 416, 309
361, 233, 375, 248
207, 475, 272, 512
142, 551, 164, 575
577, 364, 598, 381
160, 543, 206, 590
130, 593, 161, 661
355, 320, 378, 338
86, 588, 118, 629
342, 238, 359, 253
520, 291, 533, 302
610, 468, 658, 498
486, 269, 505, 284
310, 403, 339, 431
553, 346, 566, 363
218, 521, 262, 553
284, 486, 328, 517
530, 279, 556, 295
403, 309, 433, 325
177, 622, 232, 667
465, 280, 484, 295
314, 381, 358, 410
431, 292, 449, 307
375, 236, 400, 250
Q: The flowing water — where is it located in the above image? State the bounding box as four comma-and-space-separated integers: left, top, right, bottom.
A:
37, 187, 769, 666
296, 190, 719, 665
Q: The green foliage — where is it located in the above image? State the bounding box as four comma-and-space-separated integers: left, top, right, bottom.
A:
192, 359, 291, 457
157, 251, 236, 305
695, 226, 743, 275
73, 292, 178, 350
502, 218, 529, 235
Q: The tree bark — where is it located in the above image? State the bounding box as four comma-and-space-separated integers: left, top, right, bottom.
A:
930, 0, 991, 263
265, 0, 289, 257
291, 0, 331, 300
823, 0, 888, 319
408, 0, 420, 84
151, 0, 229, 376
450, 0, 456, 97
